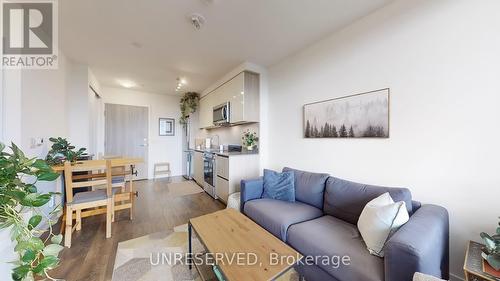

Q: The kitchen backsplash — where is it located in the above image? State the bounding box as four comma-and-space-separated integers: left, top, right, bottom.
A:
194, 123, 259, 149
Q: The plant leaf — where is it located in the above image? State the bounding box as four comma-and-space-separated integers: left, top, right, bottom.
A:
50, 234, 63, 245
37, 171, 59, 181
21, 249, 36, 263
28, 237, 45, 252
28, 215, 42, 230
42, 244, 64, 257
34, 255, 59, 273
12, 264, 30, 281
486, 254, 500, 271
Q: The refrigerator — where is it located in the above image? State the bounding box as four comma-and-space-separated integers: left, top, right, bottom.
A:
182, 117, 193, 180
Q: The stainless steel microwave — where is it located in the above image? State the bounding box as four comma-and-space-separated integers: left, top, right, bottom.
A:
213, 102, 230, 125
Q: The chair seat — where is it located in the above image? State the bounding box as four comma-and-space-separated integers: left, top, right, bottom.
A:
71, 190, 109, 205
112, 176, 126, 184
287, 215, 384, 281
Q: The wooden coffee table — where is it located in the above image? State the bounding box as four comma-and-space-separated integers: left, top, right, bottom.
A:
188, 208, 302, 281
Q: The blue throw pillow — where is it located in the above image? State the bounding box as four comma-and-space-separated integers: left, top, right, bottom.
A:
262, 169, 295, 202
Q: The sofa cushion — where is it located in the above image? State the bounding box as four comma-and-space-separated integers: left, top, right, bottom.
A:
282, 167, 329, 209
243, 198, 323, 242
288, 215, 384, 281
263, 169, 295, 202
324, 176, 413, 225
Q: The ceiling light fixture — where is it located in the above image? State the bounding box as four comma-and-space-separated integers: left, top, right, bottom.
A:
175, 77, 187, 92
117, 79, 137, 89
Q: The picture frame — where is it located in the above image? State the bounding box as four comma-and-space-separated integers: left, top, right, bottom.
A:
303, 88, 390, 138
159, 118, 175, 136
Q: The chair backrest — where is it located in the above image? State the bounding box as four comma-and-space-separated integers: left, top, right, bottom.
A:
64, 160, 113, 203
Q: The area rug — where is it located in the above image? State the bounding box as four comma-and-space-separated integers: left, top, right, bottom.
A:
167, 181, 204, 197
112, 224, 300, 281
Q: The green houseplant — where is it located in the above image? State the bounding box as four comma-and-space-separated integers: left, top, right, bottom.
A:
480, 218, 500, 271
45, 137, 86, 165
0, 143, 63, 281
179, 92, 200, 125
242, 130, 259, 151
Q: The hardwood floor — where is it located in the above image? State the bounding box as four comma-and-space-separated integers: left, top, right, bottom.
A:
51, 177, 225, 281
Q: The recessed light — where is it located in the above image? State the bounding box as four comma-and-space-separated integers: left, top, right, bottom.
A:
117, 79, 137, 88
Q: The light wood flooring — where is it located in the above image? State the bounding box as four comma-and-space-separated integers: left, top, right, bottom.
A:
51, 177, 225, 281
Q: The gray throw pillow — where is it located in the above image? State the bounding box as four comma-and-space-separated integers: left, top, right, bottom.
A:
262, 169, 295, 202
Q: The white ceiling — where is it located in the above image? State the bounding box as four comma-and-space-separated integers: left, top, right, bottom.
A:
60, 0, 391, 95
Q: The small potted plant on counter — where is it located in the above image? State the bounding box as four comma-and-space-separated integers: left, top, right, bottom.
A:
242, 130, 259, 151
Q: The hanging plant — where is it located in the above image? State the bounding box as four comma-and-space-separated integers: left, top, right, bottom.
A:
179, 92, 200, 125
0, 142, 63, 281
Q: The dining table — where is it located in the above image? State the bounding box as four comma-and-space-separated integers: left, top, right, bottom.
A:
51, 158, 144, 234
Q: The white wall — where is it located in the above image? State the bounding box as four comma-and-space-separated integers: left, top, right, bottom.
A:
66, 63, 90, 150
0, 52, 72, 280
101, 87, 183, 178
21, 54, 69, 158
266, 1, 500, 280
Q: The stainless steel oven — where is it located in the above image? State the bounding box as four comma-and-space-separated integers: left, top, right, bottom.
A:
203, 152, 217, 198
213, 102, 230, 126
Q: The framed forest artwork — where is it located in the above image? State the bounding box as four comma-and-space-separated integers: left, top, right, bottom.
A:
303, 88, 390, 138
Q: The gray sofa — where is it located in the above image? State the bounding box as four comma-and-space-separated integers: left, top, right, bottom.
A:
240, 167, 449, 281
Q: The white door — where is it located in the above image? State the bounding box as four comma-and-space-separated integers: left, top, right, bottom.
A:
105, 104, 148, 179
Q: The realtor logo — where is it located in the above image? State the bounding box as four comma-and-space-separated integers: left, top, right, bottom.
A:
2, 0, 58, 69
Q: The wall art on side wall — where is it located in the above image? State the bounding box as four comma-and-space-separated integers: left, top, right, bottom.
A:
159, 118, 175, 136
303, 88, 389, 138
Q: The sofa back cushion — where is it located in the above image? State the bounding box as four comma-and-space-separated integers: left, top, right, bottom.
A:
282, 167, 329, 209
324, 176, 413, 225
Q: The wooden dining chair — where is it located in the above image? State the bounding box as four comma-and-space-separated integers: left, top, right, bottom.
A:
107, 165, 135, 221
64, 160, 114, 248
88, 167, 135, 221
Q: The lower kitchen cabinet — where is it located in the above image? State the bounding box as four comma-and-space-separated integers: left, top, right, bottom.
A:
216, 176, 229, 203
193, 151, 204, 186
215, 154, 259, 203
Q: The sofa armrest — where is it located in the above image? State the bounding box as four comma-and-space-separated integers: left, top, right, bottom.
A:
240, 177, 264, 212
384, 204, 449, 281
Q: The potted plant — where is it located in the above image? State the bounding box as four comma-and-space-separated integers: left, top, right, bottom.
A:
480, 218, 500, 271
179, 92, 200, 125
45, 137, 86, 165
0, 142, 63, 281
242, 130, 259, 151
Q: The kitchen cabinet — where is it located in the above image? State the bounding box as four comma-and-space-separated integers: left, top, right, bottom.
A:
215, 154, 259, 203
198, 93, 214, 129
198, 71, 259, 129
193, 151, 204, 185
224, 72, 259, 124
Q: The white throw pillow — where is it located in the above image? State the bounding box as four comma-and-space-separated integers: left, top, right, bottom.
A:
357, 192, 409, 257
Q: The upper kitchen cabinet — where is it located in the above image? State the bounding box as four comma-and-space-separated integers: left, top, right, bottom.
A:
199, 90, 215, 129
198, 71, 259, 129
223, 71, 259, 124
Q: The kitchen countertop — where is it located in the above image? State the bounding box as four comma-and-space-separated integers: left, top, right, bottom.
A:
193, 148, 259, 157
